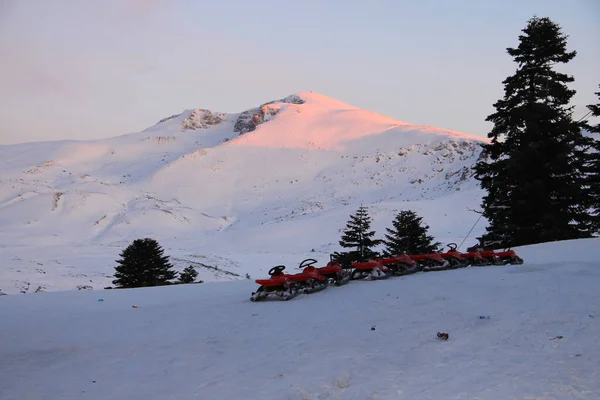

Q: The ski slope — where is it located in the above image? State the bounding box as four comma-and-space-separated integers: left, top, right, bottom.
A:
1, 238, 599, 399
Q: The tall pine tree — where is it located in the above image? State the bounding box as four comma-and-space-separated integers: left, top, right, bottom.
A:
112, 238, 177, 288
382, 210, 440, 255
587, 85, 600, 122
335, 205, 380, 263
474, 16, 593, 248
583, 85, 600, 233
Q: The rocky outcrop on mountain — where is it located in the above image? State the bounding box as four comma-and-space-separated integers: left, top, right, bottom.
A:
277, 94, 305, 105
153, 94, 307, 134
181, 110, 226, 131
233, 104, 279, 134
233, 95, 306, 134
156, 113, 181, 124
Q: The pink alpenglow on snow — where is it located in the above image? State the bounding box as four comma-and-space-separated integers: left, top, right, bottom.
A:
231, 92, 488, 151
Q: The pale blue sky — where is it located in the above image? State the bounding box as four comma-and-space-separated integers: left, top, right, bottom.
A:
0, 0, 598, 145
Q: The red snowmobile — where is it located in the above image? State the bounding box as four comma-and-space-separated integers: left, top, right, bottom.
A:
288, 258, 329, 294
250, 260, 330, 302
479, 249, 524, 265
467, 244, 525, 265
349, 259, 391, 280
377, 254, 420, 276
440, 243, 489, 267
317, 259, 350, 286
407, 252, 449, 271
250, 265, 298, 302
438, 243, 471, 268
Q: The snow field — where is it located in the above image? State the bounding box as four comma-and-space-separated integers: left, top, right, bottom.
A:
1, 238, 599, 399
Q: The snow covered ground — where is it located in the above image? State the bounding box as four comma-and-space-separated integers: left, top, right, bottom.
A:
0, 185, 488, 295
2, 238, 599, 399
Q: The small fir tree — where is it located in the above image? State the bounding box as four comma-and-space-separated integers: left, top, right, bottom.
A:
382, 210, 440, 255
112, 238, 177, 288
336, 205, 381, 262
179, 266, 199, 284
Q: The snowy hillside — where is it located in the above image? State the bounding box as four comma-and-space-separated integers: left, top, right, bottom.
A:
0, 92, 489, 294
1, 238, 599, 399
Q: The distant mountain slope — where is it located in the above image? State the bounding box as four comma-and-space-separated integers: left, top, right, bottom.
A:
0, 92, 489, 294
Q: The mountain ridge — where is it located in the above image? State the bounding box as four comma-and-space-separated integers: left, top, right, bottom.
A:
140, 91, 487, 146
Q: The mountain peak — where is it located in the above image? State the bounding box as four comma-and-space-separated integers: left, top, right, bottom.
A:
285, 91, 356, 110
144, 91, 486, 151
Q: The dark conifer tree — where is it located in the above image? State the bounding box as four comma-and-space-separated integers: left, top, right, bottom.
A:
474, 16, 594, 248
336, 205, 380, 262
179, 266, 199, 284
382, 210, 440, 255
112, 238, 177, 288
586, 86, 600, 122
583, 86, 600, 233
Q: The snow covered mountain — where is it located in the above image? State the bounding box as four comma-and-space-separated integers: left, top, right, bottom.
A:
0, 92, 489, 294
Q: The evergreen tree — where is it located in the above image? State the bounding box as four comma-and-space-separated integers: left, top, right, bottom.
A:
337, 205, 380, 262
112, 238, 177, 288
583, 85, 600, 233
179, 266, 199, 284
586, 85, 600, 123
473, 16, 594, 248
382, 210, 440, 255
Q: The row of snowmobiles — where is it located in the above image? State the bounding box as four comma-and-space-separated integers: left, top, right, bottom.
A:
250, 243, 524, 302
